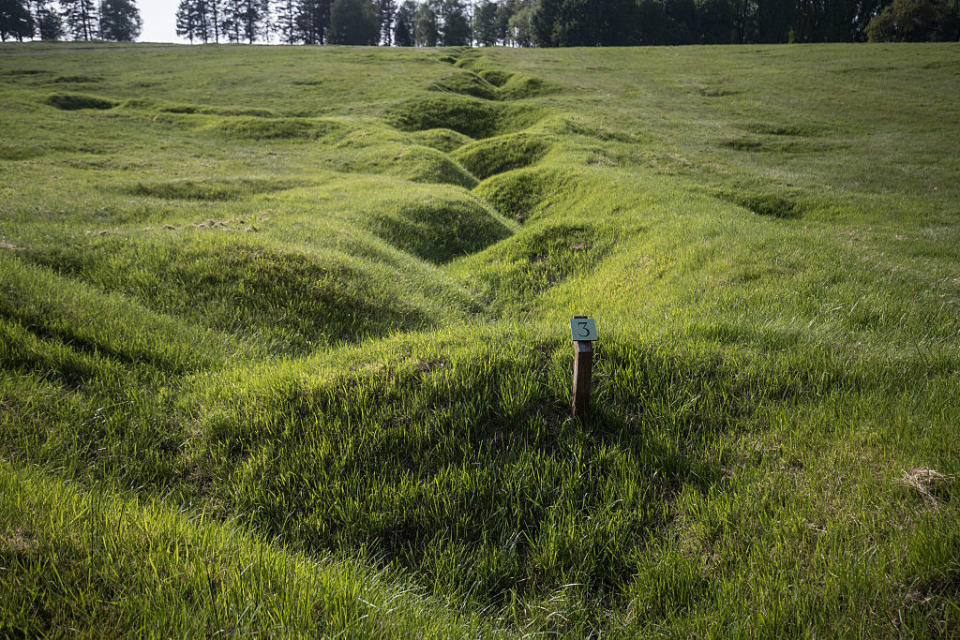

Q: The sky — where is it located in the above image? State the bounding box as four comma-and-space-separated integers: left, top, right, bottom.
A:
139, 0, 185, 43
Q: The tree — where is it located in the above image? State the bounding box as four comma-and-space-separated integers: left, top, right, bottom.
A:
506, 0, 534, 44
414, 0, 438, 44
378, 0, 395, 43
694, 0, 736, 42
296, 0, 331, 43
474, 0, 500, 44
176, 0, 202, 41
34, 0, 62, 39
866, 0, 960, 40
439, 0, 470, 44
61, 0, 98, 40
0, 0, 33, 41
329, 0, 378, 43
531, 0, 560, 44
755, 0, 792, 42
99, 0, 141, 41
393, 0, 415, 43
238, 0, 270, 42
275, 0, 300, 42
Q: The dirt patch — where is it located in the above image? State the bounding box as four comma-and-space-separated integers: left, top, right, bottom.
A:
902, 468, 954, 504
1, 527, 39, 553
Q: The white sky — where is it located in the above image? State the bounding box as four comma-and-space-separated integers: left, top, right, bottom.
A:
138, 0, 186, 43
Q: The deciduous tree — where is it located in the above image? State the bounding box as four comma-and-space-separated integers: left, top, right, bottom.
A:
414, 0, 438, 44
99, 0, 141, 41
866, 0, 960, 40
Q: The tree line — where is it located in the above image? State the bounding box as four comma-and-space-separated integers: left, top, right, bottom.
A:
1, 0, 142, 42
2, 0, 957, 44
174, 0, 959, 46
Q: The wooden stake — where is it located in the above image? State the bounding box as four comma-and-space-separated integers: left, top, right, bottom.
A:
571, 317, 594, 418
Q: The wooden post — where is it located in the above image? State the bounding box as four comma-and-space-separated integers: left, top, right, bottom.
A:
570, 315, 597, 419
572, 339, 593, 418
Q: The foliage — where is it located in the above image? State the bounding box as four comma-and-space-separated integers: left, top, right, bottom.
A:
329, 0, 379, 43
99, 0, 141, 41
0, 0, 32, 42
866, 0, 960, 41
35, 1, 63, 39
393, 0, 415, 44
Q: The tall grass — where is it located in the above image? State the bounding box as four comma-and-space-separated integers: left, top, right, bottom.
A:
1, 41, 958, 637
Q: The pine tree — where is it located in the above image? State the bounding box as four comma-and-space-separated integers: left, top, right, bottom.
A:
0, 0, 33, 41
377, 0, 394, 44
34, 0, 62, 39
61, 0, 98, 40
222, 0, 269, 42
295, 0, 331, 43
208, 0, 221, 42
392, 0, 414, 43
175, 0, 198, 41
99, 0, 141, 41
275, 0, 300, 42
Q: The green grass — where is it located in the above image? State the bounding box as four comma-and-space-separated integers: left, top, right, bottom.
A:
1, 41, 959, 637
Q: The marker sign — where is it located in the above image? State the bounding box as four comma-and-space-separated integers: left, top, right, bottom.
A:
570, 317, 598, 342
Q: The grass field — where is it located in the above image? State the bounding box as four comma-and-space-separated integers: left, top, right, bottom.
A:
1, 40, 959, 637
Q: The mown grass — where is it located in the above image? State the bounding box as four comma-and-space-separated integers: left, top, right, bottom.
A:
1, 41, 959, 637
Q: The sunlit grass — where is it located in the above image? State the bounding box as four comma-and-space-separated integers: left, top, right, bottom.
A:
1, 41, 959, 637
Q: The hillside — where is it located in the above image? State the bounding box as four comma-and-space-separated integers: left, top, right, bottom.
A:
1, 41, 959, 637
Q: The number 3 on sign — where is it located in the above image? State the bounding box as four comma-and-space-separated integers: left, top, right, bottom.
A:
570, 317, 598, 341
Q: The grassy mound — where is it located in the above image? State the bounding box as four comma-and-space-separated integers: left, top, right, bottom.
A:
386, 95, 504, 138
357, 189, 513, 263
720, 136, 835, 153
386, 95, 544, 139
336, 143, 478, 188
498, 73, 553, 99
50, 74, 104, 84
451, 223, 613, 310
44, 92, 116, 110
472, 166, 569, 221
452, 133, 551, 180
741, 122, 823, 136
477, 69, 513, 88
408, 128, 474, 152
429, 71, 501, 100
127, 177, 302, 201
17, 234, 442, 355
208, 117, 344, 140
3, 42, 960, 638
0, 144, 44, 161
0, 252, 234, 376
717, 190, 805, 219
0, 463, 493, 638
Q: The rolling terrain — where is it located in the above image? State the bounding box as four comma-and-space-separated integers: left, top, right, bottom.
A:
1, 41, 959, 637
